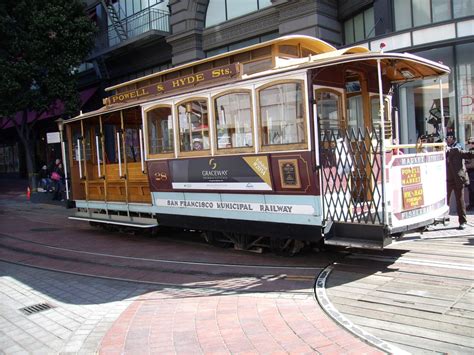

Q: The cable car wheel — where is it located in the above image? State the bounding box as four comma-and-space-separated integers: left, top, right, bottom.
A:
270, 238, 305, 256
223, 232, 264, 253
202, 231, 232, 248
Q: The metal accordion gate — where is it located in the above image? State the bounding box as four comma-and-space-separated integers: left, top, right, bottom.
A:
319, 127, 389, 248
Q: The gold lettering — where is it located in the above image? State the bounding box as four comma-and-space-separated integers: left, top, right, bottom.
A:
156, 84, 164, 92
130, 91, 136, 98
212, 69, 221, 78
154, 172, 168, 181
196, 73, 204, 82
172, 79, 180, 88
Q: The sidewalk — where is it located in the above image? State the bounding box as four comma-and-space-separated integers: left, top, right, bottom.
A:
0, 177, 69, 206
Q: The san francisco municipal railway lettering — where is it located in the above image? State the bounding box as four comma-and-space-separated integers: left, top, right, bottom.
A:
157, 199, 314, 215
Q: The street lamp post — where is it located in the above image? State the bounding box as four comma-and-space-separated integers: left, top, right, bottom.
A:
55, 118, 70, 202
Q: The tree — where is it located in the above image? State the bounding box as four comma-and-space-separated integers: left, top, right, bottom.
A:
0, 0, 96, 188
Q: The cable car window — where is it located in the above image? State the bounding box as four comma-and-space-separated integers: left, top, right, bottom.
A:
315, 90, 343, 131
215, 92, 253, 150
177, 99, 209, 152
259, 82, 306, 146
147, 106, 173, 155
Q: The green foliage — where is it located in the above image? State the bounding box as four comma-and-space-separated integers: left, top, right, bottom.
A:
0, 0, 97, 119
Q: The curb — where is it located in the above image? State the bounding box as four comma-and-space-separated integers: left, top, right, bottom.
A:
315, 265, 409, 355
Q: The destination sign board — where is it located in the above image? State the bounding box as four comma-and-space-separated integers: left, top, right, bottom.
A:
104, 63, 241, 106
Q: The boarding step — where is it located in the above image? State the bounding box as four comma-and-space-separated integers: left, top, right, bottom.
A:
70, 212, 158, 228
324, 222, 391, 249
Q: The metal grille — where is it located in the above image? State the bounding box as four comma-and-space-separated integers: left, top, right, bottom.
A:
319, 127, 385, 225
19, 303, 54, 315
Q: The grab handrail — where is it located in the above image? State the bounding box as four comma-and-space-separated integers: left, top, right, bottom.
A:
95, 135, 102, 178
116, 131, 123, 177
77, 138, 83, 179
139, 128, 145, 173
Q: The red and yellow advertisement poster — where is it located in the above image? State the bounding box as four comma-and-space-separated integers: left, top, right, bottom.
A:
401, 166, 421, 186
402, 184, 424, 210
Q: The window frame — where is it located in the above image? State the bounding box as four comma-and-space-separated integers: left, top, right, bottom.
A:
344, 6, 375, 45
144, 104, 175, 160
175, 97, 211, 157
314, 88, 345, 131
212, 89, 255, 155
256, 79, 308, 152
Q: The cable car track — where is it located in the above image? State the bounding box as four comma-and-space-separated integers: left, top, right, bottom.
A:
0, 233, 326, 293
0, 233, 323, 270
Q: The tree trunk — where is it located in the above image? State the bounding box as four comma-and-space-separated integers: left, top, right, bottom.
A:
14, 110, 38, 190
24, 143, 37, 190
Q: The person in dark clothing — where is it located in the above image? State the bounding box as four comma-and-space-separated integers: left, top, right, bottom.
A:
38, 165, 52, 192
446, 132, 474, 229
466, 138, 474, 210
51, 163, 65, 201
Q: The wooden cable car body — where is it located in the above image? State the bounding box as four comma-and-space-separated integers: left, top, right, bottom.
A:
64, 35, 450, 252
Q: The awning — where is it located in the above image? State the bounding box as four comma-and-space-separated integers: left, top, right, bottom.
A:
0, 87, 98, 129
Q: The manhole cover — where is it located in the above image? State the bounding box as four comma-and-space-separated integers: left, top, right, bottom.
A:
30, 228, 61, 232
19, 303, 54, 315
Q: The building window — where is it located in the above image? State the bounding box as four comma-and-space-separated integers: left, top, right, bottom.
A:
456, 42, 474, 147
215, 92, 253, 151
394, 0, 461, 31
146, 106, 174, 156
432, 0, 451, 22
205, 33, 278, 57
344, 7, 375, 44
205, 0, 272, 28
177, 99, 209, 153
0, 144, 19, 174
394, 0, 412, 31
259, 82, 306, 148
413, 0, 431, 27
453, 0, 474, 18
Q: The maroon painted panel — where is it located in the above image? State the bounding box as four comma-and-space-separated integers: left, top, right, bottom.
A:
147, 160, 173, 191
270, 151, 319, 195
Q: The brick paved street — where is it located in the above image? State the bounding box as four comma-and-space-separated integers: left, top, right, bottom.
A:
0, 179, 472, 354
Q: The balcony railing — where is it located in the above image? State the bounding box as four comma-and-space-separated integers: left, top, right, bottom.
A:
94, 8, 169, 54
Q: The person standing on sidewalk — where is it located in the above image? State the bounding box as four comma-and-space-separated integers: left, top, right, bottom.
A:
446, 132, 474, 230
465, 138, 474, 210
51, 163, 65, 201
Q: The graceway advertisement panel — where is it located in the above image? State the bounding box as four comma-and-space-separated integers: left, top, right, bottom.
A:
169, 155, 273, 191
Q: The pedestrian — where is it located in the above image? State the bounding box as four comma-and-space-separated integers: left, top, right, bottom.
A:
38, 165, 52, 192
49, 158, 61, 172
51, 163, 65, 201
445, 132, 474, 229
466, 138, 474, 210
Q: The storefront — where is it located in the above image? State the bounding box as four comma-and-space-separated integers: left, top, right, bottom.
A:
0, 87, 99, 178
398, 42, 474, 148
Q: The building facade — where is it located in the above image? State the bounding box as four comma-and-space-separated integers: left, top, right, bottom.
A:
1, 0, 473, 177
